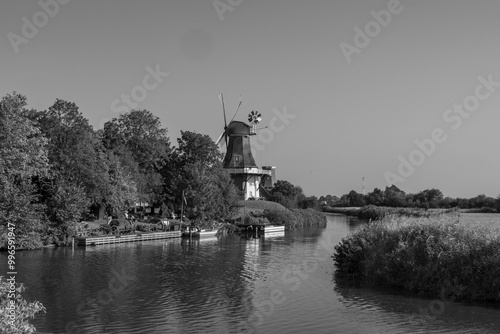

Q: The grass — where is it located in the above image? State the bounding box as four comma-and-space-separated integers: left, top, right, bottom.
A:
333, 214, 500, 303
324, 205, 455, 220
323, 207, 361, 216
234, 200, 326, 229
237, 200, 287, 212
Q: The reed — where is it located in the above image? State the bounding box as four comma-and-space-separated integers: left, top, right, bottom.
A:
333, 214, 500, 302
260, 208, 327, 229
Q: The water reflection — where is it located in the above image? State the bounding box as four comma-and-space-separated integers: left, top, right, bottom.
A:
335, 285, 500, 334
3, 213, 500, 333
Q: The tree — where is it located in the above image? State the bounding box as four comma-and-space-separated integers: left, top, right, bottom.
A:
172, 131, 237, 219
180, 162, 238, 220
366, 188, 384, 206
270, 180, 304, 208
0, 93, 49, 249
384, 185, 406, 207
298, 195, 319, 209
176, 130, 223, 167
31, 99, 109, 221
103, 110, 171, 205
347, 190, 366, 207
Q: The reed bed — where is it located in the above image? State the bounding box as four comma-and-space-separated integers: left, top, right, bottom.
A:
333, 214, 500, 302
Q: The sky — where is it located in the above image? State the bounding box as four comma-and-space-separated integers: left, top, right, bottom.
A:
1, 0, 500, 199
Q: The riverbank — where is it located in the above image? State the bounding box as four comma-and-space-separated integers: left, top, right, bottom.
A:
236, 200, 327, 229
323, 205, 456, 220
333, 214, 500, 303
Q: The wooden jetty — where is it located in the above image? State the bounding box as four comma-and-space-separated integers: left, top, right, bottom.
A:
75, 231, 181, 246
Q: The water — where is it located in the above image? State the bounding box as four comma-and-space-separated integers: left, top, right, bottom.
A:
2, 213, 500, 333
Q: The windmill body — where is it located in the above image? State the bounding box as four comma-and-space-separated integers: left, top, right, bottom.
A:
216, 94, 275, 200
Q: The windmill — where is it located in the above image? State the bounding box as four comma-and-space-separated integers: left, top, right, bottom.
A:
215, 92, 274, 200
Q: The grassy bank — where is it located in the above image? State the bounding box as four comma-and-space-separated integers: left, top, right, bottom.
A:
262, 208, 327, 229
235, 200, 327, 229
323, 207, 361, 216
333, 214, 500, 302
324, 205, 455, 220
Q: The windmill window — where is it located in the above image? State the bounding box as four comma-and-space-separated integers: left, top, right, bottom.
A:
235, 156, 240, 162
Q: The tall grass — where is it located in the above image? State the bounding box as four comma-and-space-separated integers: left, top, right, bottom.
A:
324, 205, 455, 220
260, 208, 327, 229
333, 214, 500, 302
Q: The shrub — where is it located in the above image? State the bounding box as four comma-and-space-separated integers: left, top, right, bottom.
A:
0, 277, 45, 333
0, 228, 43, 251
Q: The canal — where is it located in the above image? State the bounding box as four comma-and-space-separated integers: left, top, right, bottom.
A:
2, 213, 500, 333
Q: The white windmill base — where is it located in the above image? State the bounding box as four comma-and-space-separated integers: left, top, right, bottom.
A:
226, 168, 272, 200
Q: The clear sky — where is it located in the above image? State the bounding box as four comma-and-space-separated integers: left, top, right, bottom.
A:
2, 0, 500, 198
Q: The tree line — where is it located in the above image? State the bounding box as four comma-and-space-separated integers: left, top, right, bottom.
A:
319, 185, 500, 211
0, 93, 239, 248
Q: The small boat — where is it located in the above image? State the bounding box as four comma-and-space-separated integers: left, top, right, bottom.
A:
263, 225, 285, 233
181, 226, 218, 238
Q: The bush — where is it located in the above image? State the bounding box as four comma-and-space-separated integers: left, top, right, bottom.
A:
333, 214, 500, 302
0, 276, 45, 333
0, 228, 43, 251
40, 223, 77, 247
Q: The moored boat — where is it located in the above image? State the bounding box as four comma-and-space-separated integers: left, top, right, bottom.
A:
181, 226, 218, 238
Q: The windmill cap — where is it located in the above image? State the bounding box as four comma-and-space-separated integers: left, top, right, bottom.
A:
226, 121, 254, 136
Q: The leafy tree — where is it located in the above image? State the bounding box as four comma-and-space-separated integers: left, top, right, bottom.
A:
172, 131, 237, 219
383, 185, 406, 207
182, 162, 238, 220
270, 180, 304, 209
0, 93, 49, 249
347, 190, 366, 207
412, 189, 443, 208
103, 110, 171, 205
439, 196, 454, 208
176, 130, 223, 166
103, 152, 138, 215
298, 195, 319, 209
30, 99, 110, 222
366, 188, 384, 206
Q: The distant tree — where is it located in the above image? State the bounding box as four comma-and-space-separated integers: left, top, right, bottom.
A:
298, 195, 319, 209
347, 190, 365, 207
384, 185, 406, 207
338, 194, 350, 207
366, 188, 384, 206
438, 196, 454, 208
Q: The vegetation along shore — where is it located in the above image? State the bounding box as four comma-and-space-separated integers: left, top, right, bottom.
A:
333, 213, 500, 303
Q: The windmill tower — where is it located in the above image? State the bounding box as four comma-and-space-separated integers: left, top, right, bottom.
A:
216, 93, 273, 200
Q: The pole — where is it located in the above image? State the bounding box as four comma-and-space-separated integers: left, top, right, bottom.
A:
181, 190, 185, 224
